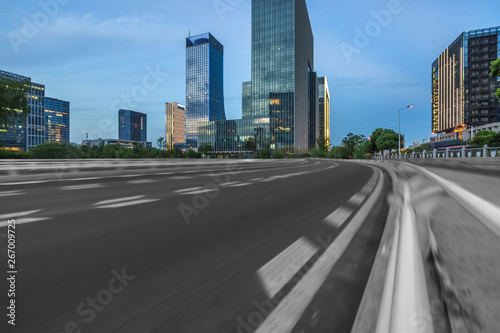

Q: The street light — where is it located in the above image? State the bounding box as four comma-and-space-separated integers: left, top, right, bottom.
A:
398, 104, 414, 157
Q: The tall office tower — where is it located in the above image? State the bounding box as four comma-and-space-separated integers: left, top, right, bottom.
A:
432, 26, 500, 136
0, 70, 46, 151
318, 76, 330, 148
185, 33, 226, 149
242, 81, 252, 118
165, 102, 186, 150
118, 109, 147, 142
251, 0, 316, 153
45, 97, 70, 143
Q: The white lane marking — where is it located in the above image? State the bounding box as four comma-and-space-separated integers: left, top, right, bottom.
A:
259, 178, 276, 182
61, 183, 105, 190
0, 210, 50, 227
169, 176, 193, 180
95, 198, 160, 209
250, 178, 264, 181
176, 188, 218, 195
93, 195, 145, 206
256, 170, 383, 333
66, 177, 104, 181
220, 182, 240, 186
257, 238, 319, 299
0, 209, 42, 220
0, 180, 50, 186
229, 182, 252, 187
323, 206, 353, 228
154, 172, 174, 175
174, 187, 202, 194
127, 179, 156, 184
0, 190, 24, 197
347, 193, 366, 206
116, 174, 145, 178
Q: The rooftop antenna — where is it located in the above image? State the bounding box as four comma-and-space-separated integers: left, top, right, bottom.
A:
189, 30, 190, 37
86, 132, 88, 140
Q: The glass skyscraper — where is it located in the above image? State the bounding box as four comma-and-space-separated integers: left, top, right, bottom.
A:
197, 0, 318, 155
318, 76, 330, 148
432, 26, 500, 135
118, 109, 147, 142
45, 97, 70, 143
185, 33, 226, 149
0, 69, 46, 151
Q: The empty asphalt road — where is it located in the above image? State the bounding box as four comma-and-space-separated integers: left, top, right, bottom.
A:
0, 159, 389, 332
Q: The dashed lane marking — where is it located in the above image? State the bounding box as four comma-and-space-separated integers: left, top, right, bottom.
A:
257, 237, 319, 299
61, 183, 105, 190
323, 206, 353, 228
93, 195, 160, 209
127, 179, 156, 184
0, 190, 24, 197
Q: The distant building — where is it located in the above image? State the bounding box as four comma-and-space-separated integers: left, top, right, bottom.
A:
45, 97, 70, 143
0, 70, 46, 151
432, 26, 500, 136
185, 33, 226, 149
165, 102, 186, 150
318, 76, 330, 148
81, 138, 151, 149
242, 81, 251, 119
118, 109, 147, 142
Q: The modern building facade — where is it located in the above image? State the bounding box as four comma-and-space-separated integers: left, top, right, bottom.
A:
0, 70, 46, 151
318, 76, 330, 148
81, 138, 152, 149
118, 109, 147, 142
45, 97, 70, 143
185, 33, 226, 149
165, 102, 186, 150
432, 26, 500, 136
198, 0, 318, 155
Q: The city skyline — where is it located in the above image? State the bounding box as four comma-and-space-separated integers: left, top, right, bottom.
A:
1, 0, 498, 147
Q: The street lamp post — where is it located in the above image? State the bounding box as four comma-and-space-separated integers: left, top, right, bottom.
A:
398, 104, 414, 157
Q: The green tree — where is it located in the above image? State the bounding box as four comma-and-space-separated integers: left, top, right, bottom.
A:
29, 142, 83, 159
244, 137, 257, 154
490, 58, 500, 103
101, 144, 120, 158
375, 129, 402, 152
186, 148, 201, 158
156, 137, 166, 150
316, 136, 330, 152
198, 143, 213, 154
487, 131, 500, 147
341, 133, 367, 158
470, 130, 495, 146
258, 147, 271, 159
369, 128, 385, 153
0, 77, 30, 129
310, 147, 328, 158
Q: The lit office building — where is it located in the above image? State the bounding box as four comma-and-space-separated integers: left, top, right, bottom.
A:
198, 0, 318, 155
118, 109, 147, 142
318, 76, 330, 148
432, 26, 500, 136
45, 97, 70, 143
0, 70, 46, 151
185, 33, 226, 149
165, 102, 186, 150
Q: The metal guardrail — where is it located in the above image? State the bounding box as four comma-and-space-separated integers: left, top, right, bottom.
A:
373, 145, 500, 159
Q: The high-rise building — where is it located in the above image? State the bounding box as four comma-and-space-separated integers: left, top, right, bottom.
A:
0, 70, 46, 151
185, 33, 226, 149
165, 102, 186, 150
198, 0, 317, 155
242, 81, 252, 118
251, 0, 317, 152
318, 76, 330, 148
432, 26, 500, 136
45, 97, 70, 143
118, 109, 147, 142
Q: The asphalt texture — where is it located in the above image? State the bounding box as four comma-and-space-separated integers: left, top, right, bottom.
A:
0, 159, 389, 333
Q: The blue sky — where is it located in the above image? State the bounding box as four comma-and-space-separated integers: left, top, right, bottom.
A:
0, 0, 498, 146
